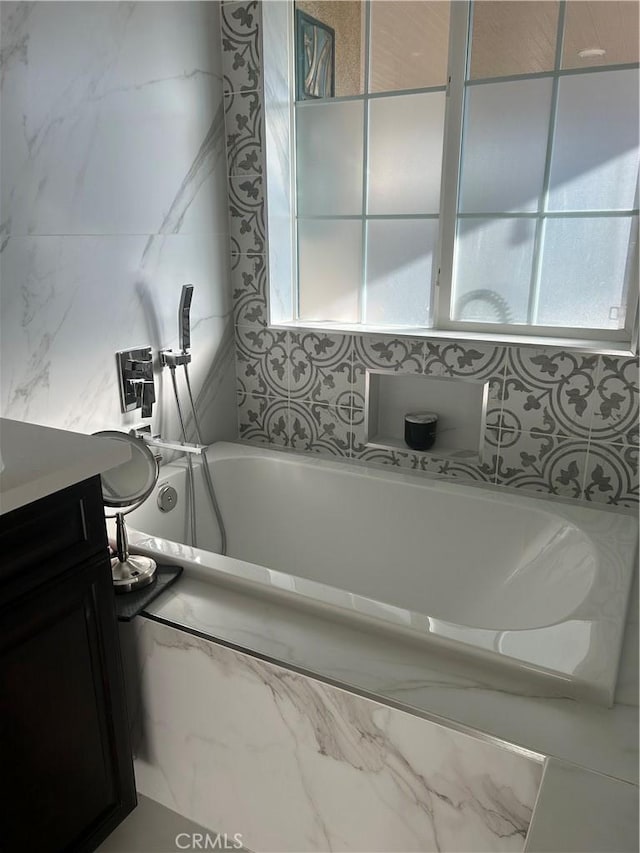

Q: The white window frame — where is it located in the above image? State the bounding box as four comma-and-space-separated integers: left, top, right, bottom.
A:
262, 0, 639, 355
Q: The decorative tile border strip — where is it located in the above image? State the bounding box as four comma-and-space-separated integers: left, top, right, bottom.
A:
221, 1, 262, 95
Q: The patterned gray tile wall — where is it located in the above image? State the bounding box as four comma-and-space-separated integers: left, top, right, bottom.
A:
221, 0, 638, 509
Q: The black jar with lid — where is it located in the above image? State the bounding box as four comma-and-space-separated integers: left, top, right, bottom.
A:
404, 412, 438, 452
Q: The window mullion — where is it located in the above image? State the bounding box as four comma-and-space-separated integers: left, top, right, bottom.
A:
526, 0, 567, 326
620, 182, 640, 342
359, 1, 372, 325
434, 0, 471, 330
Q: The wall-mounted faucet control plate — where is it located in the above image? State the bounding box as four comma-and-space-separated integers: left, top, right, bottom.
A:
116, 346, 155, 416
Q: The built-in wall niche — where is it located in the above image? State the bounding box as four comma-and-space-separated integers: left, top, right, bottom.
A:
365, 371, 488, 460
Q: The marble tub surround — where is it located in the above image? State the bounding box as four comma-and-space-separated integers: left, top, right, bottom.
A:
0, 2, 236, 445
136, 554, 638, 787
221, 0, 639, 508
127, 617, 544, 853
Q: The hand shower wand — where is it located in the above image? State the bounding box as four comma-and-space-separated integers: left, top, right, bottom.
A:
160, 285, 227, 555
160, 286, 197, 545
161, 284, 193, 368
178, 283, 193, 358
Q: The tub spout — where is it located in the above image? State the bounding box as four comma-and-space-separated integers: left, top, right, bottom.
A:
131, 426, 204, 456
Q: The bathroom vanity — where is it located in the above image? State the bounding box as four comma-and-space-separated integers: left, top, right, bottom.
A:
0, 419, 137, 853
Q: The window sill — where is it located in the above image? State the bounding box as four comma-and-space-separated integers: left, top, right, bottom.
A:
269, 320, 637, 357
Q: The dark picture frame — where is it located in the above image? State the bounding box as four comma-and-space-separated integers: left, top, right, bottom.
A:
295, 9, 336, 100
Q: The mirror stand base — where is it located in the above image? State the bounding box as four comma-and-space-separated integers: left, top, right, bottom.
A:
111, 554, 157, 594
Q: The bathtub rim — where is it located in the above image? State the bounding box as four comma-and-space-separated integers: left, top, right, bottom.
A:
133, 605, 548, 767
218, 439, 640, 511
158, 438, 639, 521
125, 529, 613, 705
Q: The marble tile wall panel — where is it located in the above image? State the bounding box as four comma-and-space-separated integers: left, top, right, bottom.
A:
0, 2, 237, 444
130, 618, 543, 853
220, 0, 639, 507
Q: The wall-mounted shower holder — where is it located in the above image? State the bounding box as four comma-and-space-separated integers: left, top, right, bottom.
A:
160, 349, 191, 368
116, 346, 156, 417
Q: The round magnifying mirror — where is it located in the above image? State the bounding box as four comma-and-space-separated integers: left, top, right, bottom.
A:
93, 430, 160, 594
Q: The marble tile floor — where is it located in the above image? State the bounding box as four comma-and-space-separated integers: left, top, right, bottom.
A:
524, 760, 639, 853
97, 794, 251, 853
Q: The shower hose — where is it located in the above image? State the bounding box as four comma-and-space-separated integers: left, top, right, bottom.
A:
168, 364, 227, 556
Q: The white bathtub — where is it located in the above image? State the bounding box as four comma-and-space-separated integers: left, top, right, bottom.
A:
127, 441, 638, 706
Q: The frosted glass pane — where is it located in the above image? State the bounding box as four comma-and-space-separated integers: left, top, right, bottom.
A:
548, 70, 639, 211
563, 1, 639, 70
296, 101, 364, 215
536, 217, 637, 329
368, 93, 445, 215
370, 1, 450, 93
452, 218, 536, 324
298, 219, 362, 322
459, 79, 552, 213
365, 219, 438, 326
470, 2, 558, 79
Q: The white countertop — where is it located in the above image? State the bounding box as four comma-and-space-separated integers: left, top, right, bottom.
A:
0, 418, 131, 515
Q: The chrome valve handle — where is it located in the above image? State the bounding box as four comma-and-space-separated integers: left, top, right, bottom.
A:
116, 346, 155, 416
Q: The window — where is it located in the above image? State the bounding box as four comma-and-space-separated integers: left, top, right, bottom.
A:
448, 1, 639, 339
264, 0, 639, 347
294, 0, 450, 327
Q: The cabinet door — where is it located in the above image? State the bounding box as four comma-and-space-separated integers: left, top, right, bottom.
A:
0, 555, 136, 853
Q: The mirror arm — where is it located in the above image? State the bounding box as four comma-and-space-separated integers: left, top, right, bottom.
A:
115, 512, 129, 565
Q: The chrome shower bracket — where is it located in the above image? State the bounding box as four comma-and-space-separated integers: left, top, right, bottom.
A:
160, 348, 191, 368
116, 346, 156, 416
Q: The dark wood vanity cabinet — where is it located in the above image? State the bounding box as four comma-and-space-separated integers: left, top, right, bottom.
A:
0, 476, 136, 853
